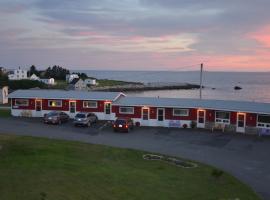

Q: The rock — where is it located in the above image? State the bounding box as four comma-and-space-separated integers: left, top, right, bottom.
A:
234, 86, 242, 90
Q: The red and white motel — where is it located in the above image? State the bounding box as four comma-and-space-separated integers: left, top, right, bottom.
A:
9, 90, 270, 134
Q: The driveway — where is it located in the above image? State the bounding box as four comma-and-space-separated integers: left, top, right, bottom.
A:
0, 117, 270, 199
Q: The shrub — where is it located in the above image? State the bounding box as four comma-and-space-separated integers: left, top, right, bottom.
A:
8, 80, 47, 90
190, 121, 197, 128
211, 169, 224, 179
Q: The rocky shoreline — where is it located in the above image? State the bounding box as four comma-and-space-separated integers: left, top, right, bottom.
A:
91, 82, 200, 92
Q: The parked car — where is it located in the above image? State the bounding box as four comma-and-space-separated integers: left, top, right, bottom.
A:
44, 111, 69, 124
113, 118, 134, 132
73, 112, 98, 127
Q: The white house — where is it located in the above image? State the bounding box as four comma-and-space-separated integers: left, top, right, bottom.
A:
84, 78, 96, 86
40, 78, 55, 85
70, 78, 88, 90
8, 68, 28, 80
66, 74, 79, 83
0, 86, 8, 104
30, 74, 40, 81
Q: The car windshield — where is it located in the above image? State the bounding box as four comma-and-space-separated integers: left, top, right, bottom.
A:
47, 112, 58, 117
76, 114, 86, 118
115, 119, 126, 124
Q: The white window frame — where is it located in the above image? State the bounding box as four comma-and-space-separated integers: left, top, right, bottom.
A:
119, 107, 134, 114
215, 111, 230, 124
48, 100, 62, 107
257, 114, 270, 129
15, 99, 29, 106
173, 108, 189, 117
83, 101, 97, 108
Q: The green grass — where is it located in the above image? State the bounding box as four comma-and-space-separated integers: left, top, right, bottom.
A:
0, 109, 10, 117
0, 135, 260, 200
97, 79, 143, 87
49, 80, 68, 89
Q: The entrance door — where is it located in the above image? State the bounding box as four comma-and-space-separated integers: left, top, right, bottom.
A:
157, 108, 164, 126
104, 102, 112, 120
69, 101, 76, 118
141, 108, 149, 126
35, 100, 42, 117
197, 110, 206, 128
236, 113, 246, 133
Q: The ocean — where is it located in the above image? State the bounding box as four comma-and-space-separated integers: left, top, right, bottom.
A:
75, 70, 270, 103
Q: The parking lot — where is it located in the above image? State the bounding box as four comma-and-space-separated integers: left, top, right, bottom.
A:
0, 116, 270, 199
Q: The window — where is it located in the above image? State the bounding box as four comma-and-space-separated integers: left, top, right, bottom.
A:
173, 108, 189, 116
119, 107, 134, 114
215, 111, 230, 124
257, 115, 270, 128
48, 100, 62, 107
15, 99, 29, 106
158, 108, 164, 121
83, 101, 97, 108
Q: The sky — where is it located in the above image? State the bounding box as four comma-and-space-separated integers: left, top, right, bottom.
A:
0, 0, 270, 71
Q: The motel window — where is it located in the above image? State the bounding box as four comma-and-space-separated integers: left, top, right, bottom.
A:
119, 107, 134, 114
215, 111, 230, 124
83, 101, 97, 108
257, 115, 270, 128
48, 100, 62, 107
173, 108, 189, 116
15, 99, 29, 106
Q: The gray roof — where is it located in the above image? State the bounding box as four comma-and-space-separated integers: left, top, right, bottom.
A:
113, 97, 270, 114
8, 89, 123, 101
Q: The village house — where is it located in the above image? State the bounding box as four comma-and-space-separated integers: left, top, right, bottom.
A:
30, 74, 55, 85
66, 74, 79, 83
69, 78, 88, 90
8, 68, 28, 80
84, 78, 97, 86
8, 89, 270, 134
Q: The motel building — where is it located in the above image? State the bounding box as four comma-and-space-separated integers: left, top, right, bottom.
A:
8, 90, 270, 135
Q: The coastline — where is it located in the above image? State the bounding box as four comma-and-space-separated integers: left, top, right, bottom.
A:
91, 83, 200, 92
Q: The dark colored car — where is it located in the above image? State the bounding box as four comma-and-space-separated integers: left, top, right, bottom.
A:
44, 111, 69, 124
73, 112, 98, 127
113, 118, 134, 132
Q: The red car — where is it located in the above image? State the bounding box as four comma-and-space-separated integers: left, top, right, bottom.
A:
113, 118, 134, 132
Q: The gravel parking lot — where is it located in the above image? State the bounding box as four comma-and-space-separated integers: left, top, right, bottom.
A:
0, 117, 270, 199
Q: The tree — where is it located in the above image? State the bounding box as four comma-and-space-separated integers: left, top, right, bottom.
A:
29, 65, 40, 76
44, 65, 70, 80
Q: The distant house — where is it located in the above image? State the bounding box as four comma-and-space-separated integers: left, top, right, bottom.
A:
8, 67, 28, 80
30, 74, 40, 81
0, 67, 7, 74
84, 78, 97, 86
66, 74, 79, 83
69, 78, 88, 90
0, 86, 8, 104
40, 78, 55, 85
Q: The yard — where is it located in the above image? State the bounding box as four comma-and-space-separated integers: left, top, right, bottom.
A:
0, 134, 260, 200
0, 109, 10, 117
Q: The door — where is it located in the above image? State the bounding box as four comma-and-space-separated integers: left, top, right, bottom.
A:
69, 101, 76, 118
104, 102, 112, 120
236, 113, 246, 133
197, 110, 206, 128
157, 108, 164, 126
35, 100, 42, 117
141, 108, 149, 126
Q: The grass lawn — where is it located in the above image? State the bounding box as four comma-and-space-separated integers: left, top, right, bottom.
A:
0, 109, 10, 117
0, 135, 260, 200
97, 79, 143, 87
49, 80, 68, 89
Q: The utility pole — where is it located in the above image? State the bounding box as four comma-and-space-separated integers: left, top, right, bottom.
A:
200, 63, 203, 99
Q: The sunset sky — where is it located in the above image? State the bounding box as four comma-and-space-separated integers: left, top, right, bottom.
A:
0, 0, 270, 71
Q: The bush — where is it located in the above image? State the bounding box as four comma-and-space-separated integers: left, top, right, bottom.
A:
211, 169, 224, 179
190, 121, 197, 128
